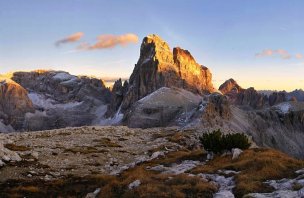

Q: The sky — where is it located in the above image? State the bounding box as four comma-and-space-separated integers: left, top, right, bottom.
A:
0, 0, 303, 91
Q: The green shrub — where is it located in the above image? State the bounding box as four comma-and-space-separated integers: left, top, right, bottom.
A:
199, 129, 250, 153
199, 129, 223, 154
222, 133, 251, 150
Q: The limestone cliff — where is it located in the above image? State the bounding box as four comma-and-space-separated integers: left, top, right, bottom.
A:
118, 34, 215, 113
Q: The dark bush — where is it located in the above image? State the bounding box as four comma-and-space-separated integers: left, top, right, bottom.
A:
222, 133, 251, 150
199, 129, 223, 154
200, 129, 250, 153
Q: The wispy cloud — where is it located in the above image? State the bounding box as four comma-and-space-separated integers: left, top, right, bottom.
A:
78, 33, 138, 50
255, 49, 291, 59
55, 32, 84, 46
295, 53, 303, 59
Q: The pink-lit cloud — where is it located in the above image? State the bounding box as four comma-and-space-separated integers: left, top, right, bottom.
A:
55, 32, 84, 46
78, 33, 138, 50
255, 49, 291, 59
295, 53, 303, 59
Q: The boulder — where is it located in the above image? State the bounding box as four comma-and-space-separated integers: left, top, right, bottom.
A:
232, 148, 243, 160
128, 180, 141, 189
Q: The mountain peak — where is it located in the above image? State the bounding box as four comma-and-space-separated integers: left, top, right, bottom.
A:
119, 34, 215, 112
219, 78, 243, 94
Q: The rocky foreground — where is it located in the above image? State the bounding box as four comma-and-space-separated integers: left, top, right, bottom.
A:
0, 126, 303, 198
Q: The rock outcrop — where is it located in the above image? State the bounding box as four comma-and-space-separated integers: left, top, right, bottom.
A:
235, 87, 268, 109
0, 78, 34, 130
105, 79, 129, 117
124, 87, 202, 128
287, 89, 304, 101
119, 34, 215, 114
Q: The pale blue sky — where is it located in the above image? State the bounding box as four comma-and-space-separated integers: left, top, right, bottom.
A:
0, 0, 303, 90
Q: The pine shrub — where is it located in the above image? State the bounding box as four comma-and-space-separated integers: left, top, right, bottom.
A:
200, 129, 250, 153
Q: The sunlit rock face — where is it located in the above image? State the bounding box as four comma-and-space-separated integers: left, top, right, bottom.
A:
219, 78, 244, 95
173, 47, 214, 94
0, 78, 34, 130
121, 34, 215, 112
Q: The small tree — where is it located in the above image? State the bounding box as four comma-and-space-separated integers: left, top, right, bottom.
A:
199, 129, 223, 154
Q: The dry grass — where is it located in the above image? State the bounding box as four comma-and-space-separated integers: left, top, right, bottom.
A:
14, 186, 40, 193
4, 144, 31, 151
93, 137, 122, 148
167, 132, 190, 145
154, 149, 205, 166
190, 148, 304, 198
64, 146, 108, 154
99, 149, 215, 198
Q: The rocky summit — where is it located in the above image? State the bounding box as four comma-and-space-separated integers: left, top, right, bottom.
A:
117, 34, 215, 114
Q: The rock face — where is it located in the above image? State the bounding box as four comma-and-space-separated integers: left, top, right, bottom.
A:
219, 79, 287, 109
105, 79, 129, 117
247, 102, 304, 158
0, 78, 34, 130
10, 70, 111, 131
124, 87, 202, 128
119, 34, 215, 114
203, 93, 231, 120
235, 87, 268, 109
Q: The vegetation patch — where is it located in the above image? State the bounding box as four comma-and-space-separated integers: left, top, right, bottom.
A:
64, 146, 108, 154
93, 137, 122, 148
200, 129, 250, 153
4, 144, 31, 151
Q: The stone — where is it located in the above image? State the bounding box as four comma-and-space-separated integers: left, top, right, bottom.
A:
85, 188, 101, 198
214, 190, 235, 198
207, 152, 214, 160
31, 151, 39, 160
151, 151, 165, 159
232, 148, 243, 160
128, 179, 141, 189
0, 159, 5, 166
298, 187, 304, 197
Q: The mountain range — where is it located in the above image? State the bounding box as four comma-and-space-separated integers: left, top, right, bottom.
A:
1, 34, 304, 159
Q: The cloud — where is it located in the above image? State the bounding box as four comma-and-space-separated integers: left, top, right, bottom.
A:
255, 49, 291, 59
55, 32, 84, 46
295, 53, 303, 59
79, 33, 138, 50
